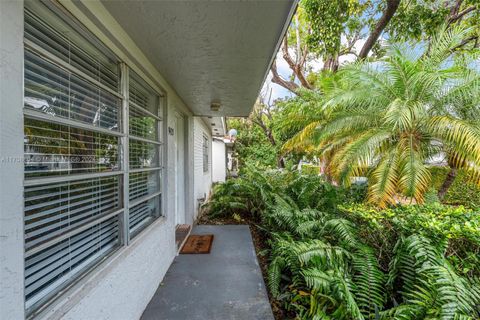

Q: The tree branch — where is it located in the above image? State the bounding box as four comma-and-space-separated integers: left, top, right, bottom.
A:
359, 0, 401, 59
449, 0, 464, 17
250, 102, 285, 168
295, 14, 302, 65
451, 35, 479, 51
270, 59, 299, 93
251, 116, 276, 147
281, 37, 313, 89
339, 32, 360, 57
449, 5, 477, 23
300, 43, 309, 68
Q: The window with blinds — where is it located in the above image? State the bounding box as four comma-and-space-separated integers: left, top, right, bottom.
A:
203, 135, 209, 172
23, 1, 164, 315
128, 73, 163, 238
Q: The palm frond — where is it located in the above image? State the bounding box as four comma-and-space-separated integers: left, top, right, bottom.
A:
368, 149, 399, 207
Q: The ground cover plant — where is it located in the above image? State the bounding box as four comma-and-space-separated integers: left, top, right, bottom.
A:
203, 167, 480, 320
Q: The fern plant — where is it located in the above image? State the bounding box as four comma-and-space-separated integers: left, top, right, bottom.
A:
204, 163, 480, 319
263, 190, 480, 319
265, 197, 386, 319
385, 234, 480, 319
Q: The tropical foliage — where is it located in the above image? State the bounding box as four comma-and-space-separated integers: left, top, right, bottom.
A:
283, 26, 480, 207
273, 0, 479, 91
227, 117, 280, 169
204, 167, 480, 320
215, 5, 480, 320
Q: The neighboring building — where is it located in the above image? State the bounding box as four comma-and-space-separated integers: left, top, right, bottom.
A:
212, 137, 227, 183
0, 1, 296, 319
212, 133, 238, 183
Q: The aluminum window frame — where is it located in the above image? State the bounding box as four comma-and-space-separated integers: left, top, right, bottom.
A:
23, 33, 125, 320
23, 1, 167, 316
126, 71, 164, 240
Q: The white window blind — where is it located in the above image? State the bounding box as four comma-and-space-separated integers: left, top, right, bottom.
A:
24, 118, 120, 177
23, 2, 124, 315
24, 176, 121, 251
128, 73, 163, 238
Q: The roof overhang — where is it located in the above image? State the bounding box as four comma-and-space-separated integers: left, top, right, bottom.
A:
100, 0, 297, 117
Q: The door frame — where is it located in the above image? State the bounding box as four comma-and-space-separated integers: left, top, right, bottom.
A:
174, 112, 187, 225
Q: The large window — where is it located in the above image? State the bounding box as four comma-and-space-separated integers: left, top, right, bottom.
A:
23, 1, 164, 316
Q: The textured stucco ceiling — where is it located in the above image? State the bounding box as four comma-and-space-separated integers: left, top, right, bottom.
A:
101, 0, 296, 117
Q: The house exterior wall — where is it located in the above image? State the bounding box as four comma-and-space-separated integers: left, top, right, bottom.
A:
0, 1, 198, 319
193, 117, 213, 219
0, 1, 25, 319
212, 140, 227, 183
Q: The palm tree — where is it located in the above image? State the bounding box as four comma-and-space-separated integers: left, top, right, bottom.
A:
286, 26, 480, 207
280, 76, 345, 180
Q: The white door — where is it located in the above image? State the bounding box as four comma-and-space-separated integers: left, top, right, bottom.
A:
175, 113, 186, 225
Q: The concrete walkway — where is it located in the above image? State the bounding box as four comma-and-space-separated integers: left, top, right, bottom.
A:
141, 225, 274, 320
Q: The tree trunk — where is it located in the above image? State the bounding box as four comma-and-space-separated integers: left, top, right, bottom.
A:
438, 167, 457, 200
277, 156, 285, 169
322, 56, 339, 72
251, 117, 285, 169
358, 0, 401, 59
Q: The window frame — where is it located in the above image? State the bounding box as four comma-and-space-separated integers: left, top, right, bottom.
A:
126, 71, 164, 239
22, 2, 167, 316
202, 134, 209, 173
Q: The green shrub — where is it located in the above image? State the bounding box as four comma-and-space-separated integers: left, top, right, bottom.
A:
344, 181, 368, 204
284, 172, 343, 211
204, 165, 290, 219
205, 167, 364, 220
300, 164, 321, 175
203, 180, 250, 218
340, 203, 480, 277
430, 167, 480, 209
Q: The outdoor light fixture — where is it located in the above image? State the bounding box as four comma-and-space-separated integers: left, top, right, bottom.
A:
210, 102, 221, 112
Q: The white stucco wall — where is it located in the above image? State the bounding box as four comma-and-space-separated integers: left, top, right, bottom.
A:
1, 0, 291, 318
193, 117, 213, 219
212, 140, 227, 183
0, 1, 25, 319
